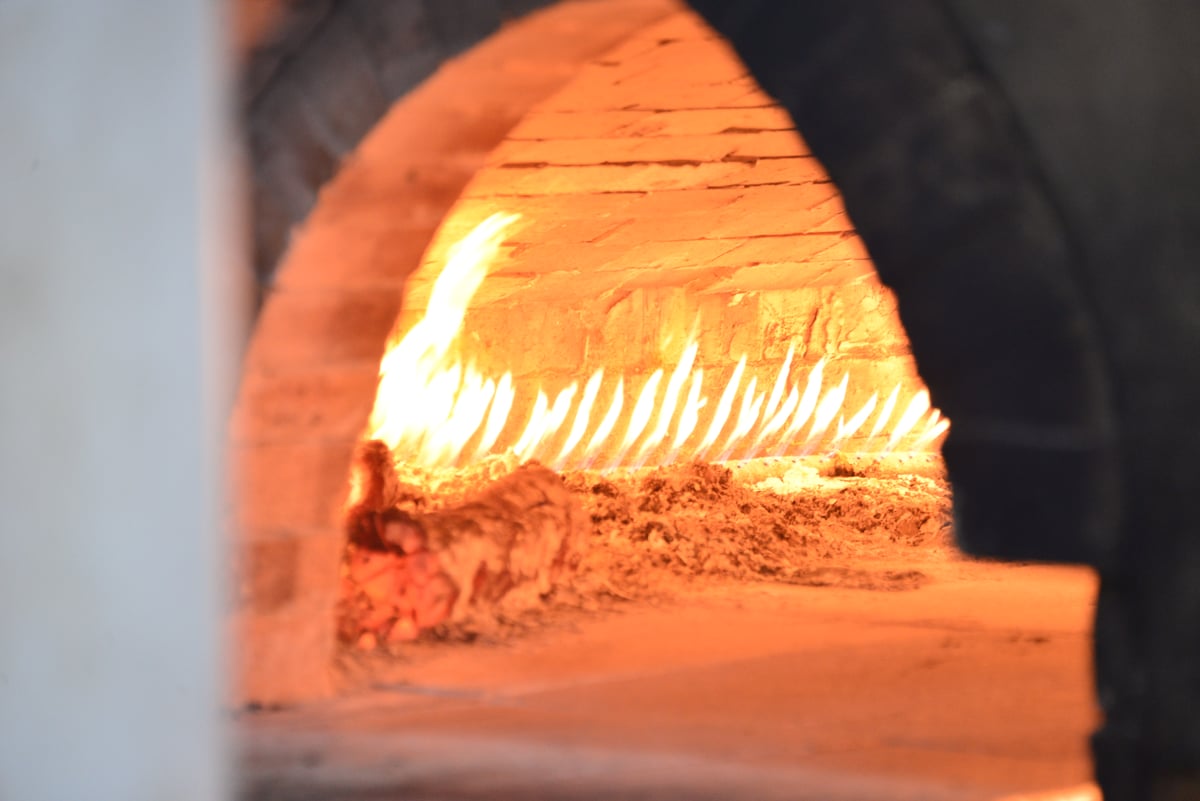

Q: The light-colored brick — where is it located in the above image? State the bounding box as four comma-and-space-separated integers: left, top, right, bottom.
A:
247, 287, 402, 369
713, 234, 846, 266
614, 106, 799, 138
492, 130, 806, 166
230, 365, 379, 444
465, 162, 754, 196
507, 109, 653, 140
231, 595, 339, 704
230, 440, 357, 531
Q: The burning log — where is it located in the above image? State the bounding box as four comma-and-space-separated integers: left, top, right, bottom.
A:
340, 440, 587, 648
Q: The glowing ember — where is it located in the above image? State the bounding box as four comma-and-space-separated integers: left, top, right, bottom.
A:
367, 213, 948, 470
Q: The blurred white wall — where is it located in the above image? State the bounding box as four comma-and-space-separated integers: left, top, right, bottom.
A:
0, 2, 235, 799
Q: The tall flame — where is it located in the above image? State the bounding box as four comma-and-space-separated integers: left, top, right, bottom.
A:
367, 213, 948, 471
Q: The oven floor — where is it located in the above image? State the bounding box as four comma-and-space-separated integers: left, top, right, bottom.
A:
239, 562, 1099, 800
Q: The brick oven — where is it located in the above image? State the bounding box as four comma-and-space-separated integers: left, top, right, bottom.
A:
5, 0, 1157, 797
232, 0, 949, 705
224, 3, 1118, 797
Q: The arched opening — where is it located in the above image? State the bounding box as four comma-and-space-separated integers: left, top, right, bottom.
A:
335, 8, 952, 656
234, 3, 1095, 797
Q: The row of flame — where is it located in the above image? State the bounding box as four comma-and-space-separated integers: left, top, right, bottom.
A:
366, 213, 948, 471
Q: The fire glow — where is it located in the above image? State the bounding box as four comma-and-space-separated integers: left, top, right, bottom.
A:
368, 213, 949, 471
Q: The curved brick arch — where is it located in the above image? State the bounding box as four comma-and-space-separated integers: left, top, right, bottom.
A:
246, 0, 555, 286
231, 0, 678, 704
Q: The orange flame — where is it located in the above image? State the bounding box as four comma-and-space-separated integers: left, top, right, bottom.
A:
367, 213, 948, 471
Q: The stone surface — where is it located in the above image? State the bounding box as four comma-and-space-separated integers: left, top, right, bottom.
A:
238, 564, 1099, 800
